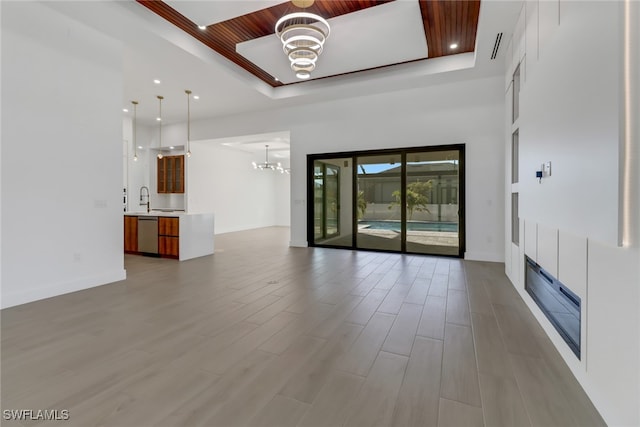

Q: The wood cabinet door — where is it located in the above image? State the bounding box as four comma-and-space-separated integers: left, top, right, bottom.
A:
166, 157, 174, 193
157, 155, 184, 194
157, 157, 167, 193
124, 216, 138, 253
159, 217, 179, 237
159, 236, 179, 258
174, 156, 185, 193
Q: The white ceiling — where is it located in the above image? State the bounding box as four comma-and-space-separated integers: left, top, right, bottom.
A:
122, 36, 275, 126
45, 0, 522, 155
165, 0, 283, 27
203, 131, 291, 159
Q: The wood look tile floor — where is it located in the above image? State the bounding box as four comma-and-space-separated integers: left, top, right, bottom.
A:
1, 227, 606, 427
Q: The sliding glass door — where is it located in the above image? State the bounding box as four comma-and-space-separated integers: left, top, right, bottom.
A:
313, 158, 353, 247
405, 150, 460, 256
308, 145, 464, 257
356, 153, 402, 252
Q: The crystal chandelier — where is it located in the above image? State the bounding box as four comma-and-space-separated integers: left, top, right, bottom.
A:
275, 0, 330, 80
253, 145, 284, 172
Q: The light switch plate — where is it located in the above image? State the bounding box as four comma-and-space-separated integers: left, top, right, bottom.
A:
544, 161, 552, 176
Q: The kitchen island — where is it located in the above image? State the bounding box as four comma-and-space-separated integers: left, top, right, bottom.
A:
124, 212, 214, 261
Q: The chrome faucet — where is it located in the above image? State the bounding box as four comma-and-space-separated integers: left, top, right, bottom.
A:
139, 186, 150, 213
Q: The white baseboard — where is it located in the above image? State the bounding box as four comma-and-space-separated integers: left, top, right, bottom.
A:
289, 240, 309, 248
464, 251, 504, 262
1, 269, 127, 309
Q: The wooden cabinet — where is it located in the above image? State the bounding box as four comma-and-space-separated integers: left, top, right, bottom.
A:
157, 155, 184, 193
159, 236, 179, 258
158, 159, 166, 194
159, 217, 179, 258
124, 216, 138, 253
159, 217, 179, 236
125, 215, 181, 259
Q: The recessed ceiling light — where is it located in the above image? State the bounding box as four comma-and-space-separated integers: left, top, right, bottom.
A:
198, 25, 207, 30
449, 43, 458, 49
153, 79, 161, 84
122, 108, 129, 113
169, 146, 175, 149
156, 117, 161, 121
274, 77, 279, 82
193, 95, 200, 100
137, 146, 143, 149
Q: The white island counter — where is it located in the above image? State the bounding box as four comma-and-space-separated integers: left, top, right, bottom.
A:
124, 212, 214, 261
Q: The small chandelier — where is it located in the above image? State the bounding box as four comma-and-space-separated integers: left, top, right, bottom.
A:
253, 145, 284, 172
275, 0, 330, 80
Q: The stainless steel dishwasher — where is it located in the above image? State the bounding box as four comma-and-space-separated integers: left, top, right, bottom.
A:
137, 216, 158, 254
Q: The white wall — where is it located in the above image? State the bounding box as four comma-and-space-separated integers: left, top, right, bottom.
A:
519, 2, 621, 246
274, 171, 291, 227
123, 118, 152, 212
187, 142, 290, 234
1, 2, 126, 308
504, 1, 640, 425
165, 75, 506, 259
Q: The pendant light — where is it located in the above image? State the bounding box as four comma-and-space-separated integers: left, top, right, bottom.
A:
185, 89, 192, 157
132, 100, 139, 161
275, 0, 330, 80
156, 95, 164, 159
252, 145, 283, 171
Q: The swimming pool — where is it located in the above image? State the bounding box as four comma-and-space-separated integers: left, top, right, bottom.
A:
359, 220, 458, 232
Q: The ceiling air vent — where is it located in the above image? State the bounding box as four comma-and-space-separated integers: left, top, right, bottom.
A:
490, 33, 503, 60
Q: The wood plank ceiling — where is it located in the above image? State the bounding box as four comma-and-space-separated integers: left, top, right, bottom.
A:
136, 0, 481, 87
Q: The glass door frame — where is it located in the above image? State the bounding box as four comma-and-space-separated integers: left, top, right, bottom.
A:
307, 144, 466, 258
313, 162, 341, 241
355, 152, 405, 253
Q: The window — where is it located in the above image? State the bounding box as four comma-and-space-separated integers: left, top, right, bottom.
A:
512, 64, 521, 123
511, 193, 519, 245
512, 130, 519, 183
510, 64, 520, 245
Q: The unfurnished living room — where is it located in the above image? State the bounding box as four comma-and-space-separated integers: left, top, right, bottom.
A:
1, 1, 638, 426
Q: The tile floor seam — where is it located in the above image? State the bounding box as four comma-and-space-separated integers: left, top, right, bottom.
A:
436, 292, 450, 426
463, 264, 489, 425
485, 278, 536, 427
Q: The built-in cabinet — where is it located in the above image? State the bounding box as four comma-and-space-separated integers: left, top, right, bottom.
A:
124, 215, 179, 259
157, 155, 184, 194
159, 217, 179, 258
124, 216, 138, 253
123, 213, 214, 261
